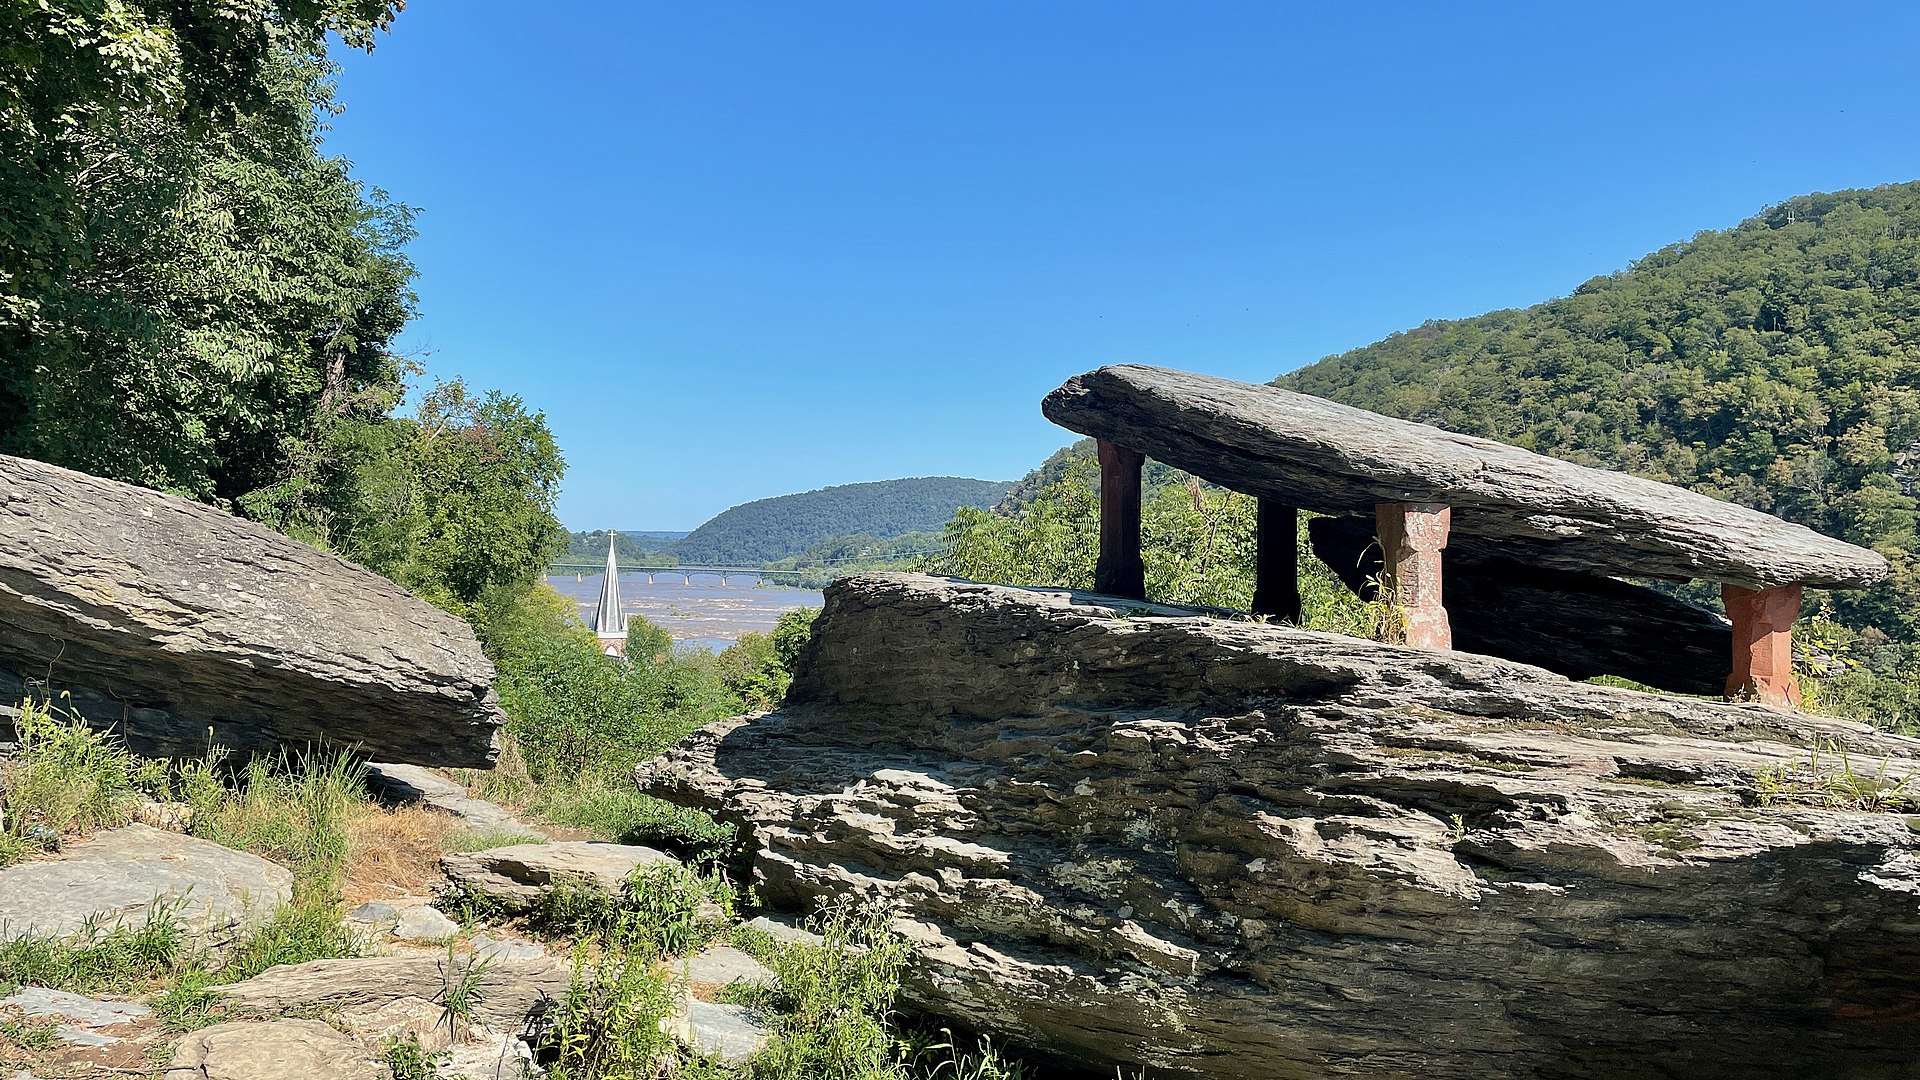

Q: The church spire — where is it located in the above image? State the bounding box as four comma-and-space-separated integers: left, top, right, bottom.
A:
594, 532, 627, 655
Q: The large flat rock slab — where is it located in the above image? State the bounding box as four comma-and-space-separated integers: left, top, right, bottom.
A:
1042, 365, 1887, 589
219, 955, 570, 1032
639, 573, 1920, 1080
0, 453, 504, 766
0, 825, 291, 942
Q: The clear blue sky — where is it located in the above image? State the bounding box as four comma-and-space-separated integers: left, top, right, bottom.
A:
325, 1, 1920, 531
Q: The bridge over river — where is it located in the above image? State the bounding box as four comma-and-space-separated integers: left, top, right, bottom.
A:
548, 561, 810, 586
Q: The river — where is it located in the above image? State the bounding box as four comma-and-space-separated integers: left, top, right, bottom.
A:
547, 573, 823, 653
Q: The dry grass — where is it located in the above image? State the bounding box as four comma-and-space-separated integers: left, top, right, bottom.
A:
342, 802, 459, 905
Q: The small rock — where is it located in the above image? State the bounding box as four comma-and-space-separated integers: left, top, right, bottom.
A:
0, 825, 291, 945
1, 986, 150, 1047
664, 1000, 773, 1065
346, 902, 399, 927
166, 1019, 385, 1079
393, 905, 458, 943
469, 933, 545, 962
742, 914, 824, 949
135, 800, 193, 831
366, 763, 545, 837
440, 842, 679, 912
440, 1028, 540, 1080
335, 995, 453, 1053
677, 945, 776, 992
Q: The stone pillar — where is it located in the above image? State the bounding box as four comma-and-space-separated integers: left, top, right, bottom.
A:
1723, 583, 1802, 709
1095, 439, 1146, 599
1375, 502, 1451, 649
1252, 499, 1301, 623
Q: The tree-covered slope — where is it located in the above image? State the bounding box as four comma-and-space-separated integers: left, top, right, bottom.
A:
1284, 181, 1920, 641
673, 477, 1014, 565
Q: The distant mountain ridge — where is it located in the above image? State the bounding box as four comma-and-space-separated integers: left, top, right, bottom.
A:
563, 530, 685, 564
673, 477, 1013, 565
568, 477, 1013, 568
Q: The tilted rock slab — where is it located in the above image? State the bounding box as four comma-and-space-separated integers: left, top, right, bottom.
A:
639, 573, 1920, 1080
1042, 365, 1887, 589
0, 453, 503, 766
0, 825, 291, 944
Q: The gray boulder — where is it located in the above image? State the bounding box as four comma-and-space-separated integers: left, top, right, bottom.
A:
639, 572, 1920, 1080
0, 824, 290, 944
0, 453, 503, 766
440, 841, 678, 912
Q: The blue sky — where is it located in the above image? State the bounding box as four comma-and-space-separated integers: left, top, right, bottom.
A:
326, 1, 1920, 530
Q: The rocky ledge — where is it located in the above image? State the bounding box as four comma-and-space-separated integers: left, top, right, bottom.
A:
638, 572, 1920, 1080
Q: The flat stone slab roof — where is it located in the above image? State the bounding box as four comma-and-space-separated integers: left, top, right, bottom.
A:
1043, 364, 1887, 590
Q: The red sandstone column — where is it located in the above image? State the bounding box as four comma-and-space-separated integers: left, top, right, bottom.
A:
1375, 502, 1452, 649
1095, 439, 1146, 599
1723, 583, 1802, 709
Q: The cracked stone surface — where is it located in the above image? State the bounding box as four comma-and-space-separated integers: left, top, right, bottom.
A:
639, 572, 1920, 1080
219, 955, 569, 1032
164, 1019, 384, 1079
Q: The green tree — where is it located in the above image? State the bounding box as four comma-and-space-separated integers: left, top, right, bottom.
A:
2, 0, 411, 509
350, 380, 567, 622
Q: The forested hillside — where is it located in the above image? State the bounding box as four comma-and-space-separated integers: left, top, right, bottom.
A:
564, 530, 686, 564
1287, 182, 1920, 653
672, 477, 1012, 565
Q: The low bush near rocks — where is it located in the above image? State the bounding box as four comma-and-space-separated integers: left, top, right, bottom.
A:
0, 697, 168, 864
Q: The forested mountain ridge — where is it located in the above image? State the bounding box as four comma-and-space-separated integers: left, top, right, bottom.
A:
1284, 181, 1920, 643
671, 477, 1012, 565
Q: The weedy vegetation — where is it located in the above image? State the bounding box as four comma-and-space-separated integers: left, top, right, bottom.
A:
1752, 738, 1920, 812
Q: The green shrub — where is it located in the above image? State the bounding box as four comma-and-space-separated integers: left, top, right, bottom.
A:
484, 586, 741, 781
187, 748, 365, 896
750, 899, 915, 1080
0, 697, 166, 862
0, 898, 188, 995
385, 1031, 451, 1080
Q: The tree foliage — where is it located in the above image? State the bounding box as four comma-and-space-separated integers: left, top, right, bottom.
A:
1287, 184, 1920, 640
2, 0, 412, 507
933, 445, 1367, 630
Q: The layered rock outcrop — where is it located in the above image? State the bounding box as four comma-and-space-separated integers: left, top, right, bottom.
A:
639, 573, 1920, 1080
0, 454, 503, 766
